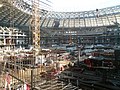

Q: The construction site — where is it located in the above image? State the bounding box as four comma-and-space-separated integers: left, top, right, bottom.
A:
0, 0, 120, 90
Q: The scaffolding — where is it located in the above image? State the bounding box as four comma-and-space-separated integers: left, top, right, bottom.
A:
0, 0, 77, 90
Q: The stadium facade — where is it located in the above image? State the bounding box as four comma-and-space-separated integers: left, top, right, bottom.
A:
0, 0, 120, 48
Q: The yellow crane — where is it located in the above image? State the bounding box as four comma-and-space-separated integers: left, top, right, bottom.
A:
31, 0, 41, 56
30, 0, 41, 88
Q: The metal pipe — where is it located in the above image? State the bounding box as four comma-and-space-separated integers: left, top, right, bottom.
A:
31, 69, 33, 90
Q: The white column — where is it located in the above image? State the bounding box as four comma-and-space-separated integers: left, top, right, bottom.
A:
4, 36, 6, 45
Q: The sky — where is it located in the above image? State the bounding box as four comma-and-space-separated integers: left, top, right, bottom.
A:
49, 0, 120, 12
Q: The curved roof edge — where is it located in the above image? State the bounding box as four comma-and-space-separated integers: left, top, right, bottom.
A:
2, 0, 120, 16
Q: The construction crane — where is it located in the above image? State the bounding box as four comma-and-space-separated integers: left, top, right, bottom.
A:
31, 0, 41, 56
30, 0, 41, 88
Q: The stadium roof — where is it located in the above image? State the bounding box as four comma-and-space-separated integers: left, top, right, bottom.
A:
23, 0, 120, 12
0, 0, 120, 28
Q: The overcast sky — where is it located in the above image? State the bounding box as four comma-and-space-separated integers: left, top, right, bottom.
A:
50, 0, 120, 12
